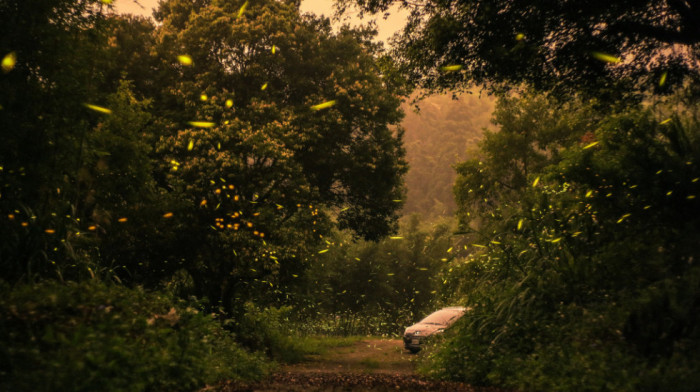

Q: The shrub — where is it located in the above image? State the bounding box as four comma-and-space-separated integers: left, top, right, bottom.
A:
0, 281, 270, 392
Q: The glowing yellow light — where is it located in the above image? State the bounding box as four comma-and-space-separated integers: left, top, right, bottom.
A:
659, 71, 667, 87
271, 45, 277, 54
177, 55, 193, 66
1, 52, 17, 73
616, 213, 630, 223
318, 249, 329, 254
583, 141, 599, 149
188, 121, 216, 128
163, 212, 174, 218
225, 99, 233, 108
517, 219, 523, 230
101, 0, 113, 4
261, 82, 268, 90
591, 52, 621, 63
390, 236, 403, 240
187, 139, 194, 151
118, 217, 127, 223
237, 1, 248, 17
532, 176, 540, 187
45, 229, 55, 234
310, 100, 337, 111
440, 64, 462, 72
515, 33, 525, 41
84, 103, 112, 114
200, 94, 208, 101
585, 190, 593, 197
88, 225, 96, 231
660, 118, 671, 125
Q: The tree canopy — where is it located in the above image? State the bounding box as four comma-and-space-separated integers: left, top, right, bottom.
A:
339, 0, 700, 98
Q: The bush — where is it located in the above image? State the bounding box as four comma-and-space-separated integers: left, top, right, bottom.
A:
0, 281, 270, 392
234, 302, 317, 364
421, 95, 700, 391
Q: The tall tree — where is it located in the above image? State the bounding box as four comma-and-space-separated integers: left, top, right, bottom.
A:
117, 0, 410, 312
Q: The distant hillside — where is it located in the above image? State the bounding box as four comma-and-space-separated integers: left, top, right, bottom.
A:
400, 92, 495, 218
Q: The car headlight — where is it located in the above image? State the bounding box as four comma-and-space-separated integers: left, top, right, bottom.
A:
436, 328, 445, 333
413, 331, 421, 336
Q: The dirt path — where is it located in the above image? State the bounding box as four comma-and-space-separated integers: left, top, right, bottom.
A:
216, 339, 504, 392
282, 338, 415, 375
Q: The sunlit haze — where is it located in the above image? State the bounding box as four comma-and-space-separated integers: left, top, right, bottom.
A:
113, 0, 408, 43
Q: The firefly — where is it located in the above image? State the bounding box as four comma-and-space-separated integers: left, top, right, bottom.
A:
84, 103, 112, 114
188, 121, 216, 128
591, 51, 621, 63
237, 1, 248, 17
310, 100, 336, 111
177, 55, 193, 66
1, 52, 17, 73
440, 64, 462, 72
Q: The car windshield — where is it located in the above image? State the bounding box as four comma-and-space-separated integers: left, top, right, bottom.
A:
419, 309, 463, 326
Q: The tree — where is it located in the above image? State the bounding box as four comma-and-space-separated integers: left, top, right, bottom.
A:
112, 0, 410, 313
453, 90, 596, 231
0, 0, 121, 282
339, 0, 700, 98
423, 90, 700, 391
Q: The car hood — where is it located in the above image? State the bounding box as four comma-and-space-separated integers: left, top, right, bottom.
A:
404, 322, 444, 336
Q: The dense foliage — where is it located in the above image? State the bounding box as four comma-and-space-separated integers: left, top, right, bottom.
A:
0, 0, 411, 389
418, 90, 700, 391
341, 0, 700, 98
293, 215, 465, 336
0, 280, 270, 391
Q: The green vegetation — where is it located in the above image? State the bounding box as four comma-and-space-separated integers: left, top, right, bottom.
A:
0, 0, 410, 389
414, 91, 700, 391
2, 0, 700, 390
293, 215, 465, 336
339, 0, 700, 99
0, 280, 270, 391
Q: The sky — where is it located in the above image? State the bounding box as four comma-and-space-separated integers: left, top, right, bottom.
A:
113, 0, 408, 43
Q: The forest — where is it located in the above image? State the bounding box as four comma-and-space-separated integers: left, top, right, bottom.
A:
1, 0, 699, 391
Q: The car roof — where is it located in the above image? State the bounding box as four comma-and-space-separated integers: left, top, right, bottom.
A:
418, 307, 468, 325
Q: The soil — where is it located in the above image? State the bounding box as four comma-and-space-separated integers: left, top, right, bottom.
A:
214, 338, 505, 392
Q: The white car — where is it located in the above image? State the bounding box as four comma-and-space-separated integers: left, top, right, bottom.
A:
403, 306, 468, 353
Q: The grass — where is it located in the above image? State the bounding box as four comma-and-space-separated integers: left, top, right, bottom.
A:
295, 335, 369, 356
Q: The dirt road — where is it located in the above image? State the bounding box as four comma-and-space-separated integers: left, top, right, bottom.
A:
216, 338, 503, 392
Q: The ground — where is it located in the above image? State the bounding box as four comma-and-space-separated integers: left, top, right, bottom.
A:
213, 338, 506, 392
